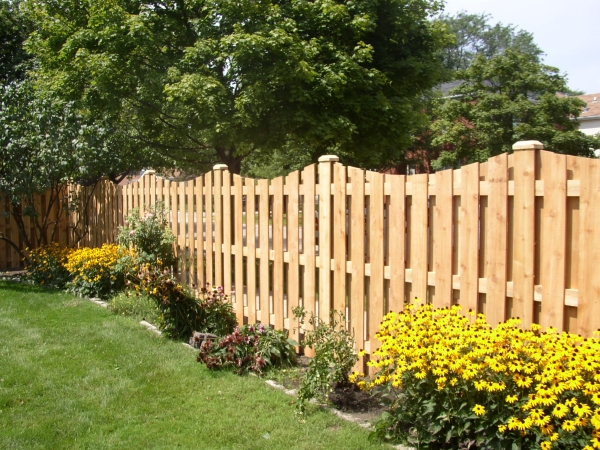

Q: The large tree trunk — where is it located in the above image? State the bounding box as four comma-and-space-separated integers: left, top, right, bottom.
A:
215, 146, 244, 175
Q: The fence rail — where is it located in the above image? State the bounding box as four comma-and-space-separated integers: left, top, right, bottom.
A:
2, 141, 600, 355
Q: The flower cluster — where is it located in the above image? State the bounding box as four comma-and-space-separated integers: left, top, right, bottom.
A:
197, 323, 297, 375
351, 302, 600, 449
25, 243, 73, 288
134, 266, 237, 339
65, 244, 131, 298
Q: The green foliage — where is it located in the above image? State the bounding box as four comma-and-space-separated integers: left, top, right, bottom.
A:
135, 268, 237, 339
293, 308, 358, 417
25, 0, 450, 172
64, 244, 130, 299
430, 50, 600, 169
108, 289, 161, 325
353, 303, 600, 449
117, 202, 176, 268
196, 323, 297, 375
0, 0, 32, 82
439, 11, 543, 72
25, 243, 73, 289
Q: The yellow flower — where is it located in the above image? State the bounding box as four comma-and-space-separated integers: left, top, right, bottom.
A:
472, 405, 485, 416
506, 395, 519, 404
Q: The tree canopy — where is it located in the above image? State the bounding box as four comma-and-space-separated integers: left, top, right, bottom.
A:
430, 50, 599, 170
439, 11, 543, 73
24, 0, 450, 173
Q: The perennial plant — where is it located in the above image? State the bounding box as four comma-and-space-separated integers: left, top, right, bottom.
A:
351, 303, 600, 449
65, 244, 131, 299
25, 243, 73, 288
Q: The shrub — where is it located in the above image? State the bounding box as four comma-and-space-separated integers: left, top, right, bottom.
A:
117, 202, 176, 268
25, 243, 73, 288
135, 267, 237, 339
351, 302, 600, 450
65, 244, 131, 299
108, 290, 161, 325
293, 308, 358, 417
196, 323, 297, 375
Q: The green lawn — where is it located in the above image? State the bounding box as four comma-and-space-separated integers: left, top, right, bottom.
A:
0, 281, 385, 450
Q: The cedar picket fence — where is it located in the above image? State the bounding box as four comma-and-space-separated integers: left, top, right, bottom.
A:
2, 141, 600, 357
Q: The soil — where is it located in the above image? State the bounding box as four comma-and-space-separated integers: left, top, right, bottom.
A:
269, 355, 387, 426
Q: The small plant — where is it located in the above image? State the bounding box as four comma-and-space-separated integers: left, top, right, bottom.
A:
108, 290, 161, 324
25, 243, 73, 289
135, 267, 236, 339
64, 244, 130, 299
293, 307, 358, 417
117, 202, 176, 268
351, 302, 600, 449
196, 323, 297, 375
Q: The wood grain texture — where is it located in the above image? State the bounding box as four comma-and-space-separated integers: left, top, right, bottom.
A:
214, 169, 223, 287
332, 164, 347, 317
223, 171, 232, 296
186, 179, 195, 287
348, 166, 365, 368
539, 150, 566, 331
272, 176, 284, 330
205, 173, 213, 286
433, 169, 453, 308
459, 163, 480, 314
512, 149, 536, 327
410, 174, 429, 302
195, 176, 205, 288
577, 157, 600, 336
286, 171, 300, 340
318, 160, 334, 324
178, 181, 186, 284
302, 165, 316, 356
367, 171, 385, 345
246, 178, 257, 325
258, 178, 270, 323
387, 174, 406, 311
233, 174, 244, 324
485, 154, 508, 326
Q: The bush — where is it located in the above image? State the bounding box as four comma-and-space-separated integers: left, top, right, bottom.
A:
108, 290, 161, 324
117, 202, 176, 268
293, 308, 358, 417
25, 243, 73, 289
65, 244, 131, 299
135, 267, 237, 339
196, 323, 297, 375
351, 302, 600, 450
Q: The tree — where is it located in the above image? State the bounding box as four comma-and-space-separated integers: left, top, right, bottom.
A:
25, 0, 450, 174
439, 11, 543, 72
0, 79, 159, 262
0, 0, 32, 82
430, 50, 600, 170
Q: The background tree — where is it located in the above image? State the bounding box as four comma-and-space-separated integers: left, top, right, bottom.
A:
439, 11, 543, 73
430, 50, 600, 170
0, 0, 32, 82
25, 0, 450, 174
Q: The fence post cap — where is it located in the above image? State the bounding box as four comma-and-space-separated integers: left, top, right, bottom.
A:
318, 155, 339, 162
212, 163, 228, 171
513, 140, 544, 151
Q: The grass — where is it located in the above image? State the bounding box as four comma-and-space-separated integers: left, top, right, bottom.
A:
0, 281, 385, 450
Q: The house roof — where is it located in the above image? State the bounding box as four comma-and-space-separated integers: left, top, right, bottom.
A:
577, 93, 600, 120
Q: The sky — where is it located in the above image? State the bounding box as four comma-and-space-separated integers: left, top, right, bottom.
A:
441, 0, 600, 94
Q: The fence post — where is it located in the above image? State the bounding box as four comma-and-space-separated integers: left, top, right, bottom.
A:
212, 163, 228, 288
318, 155, 339, 324
512, 140, 541, 328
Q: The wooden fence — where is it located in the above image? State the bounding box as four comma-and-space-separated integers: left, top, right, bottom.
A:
2, 141, 600, 355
